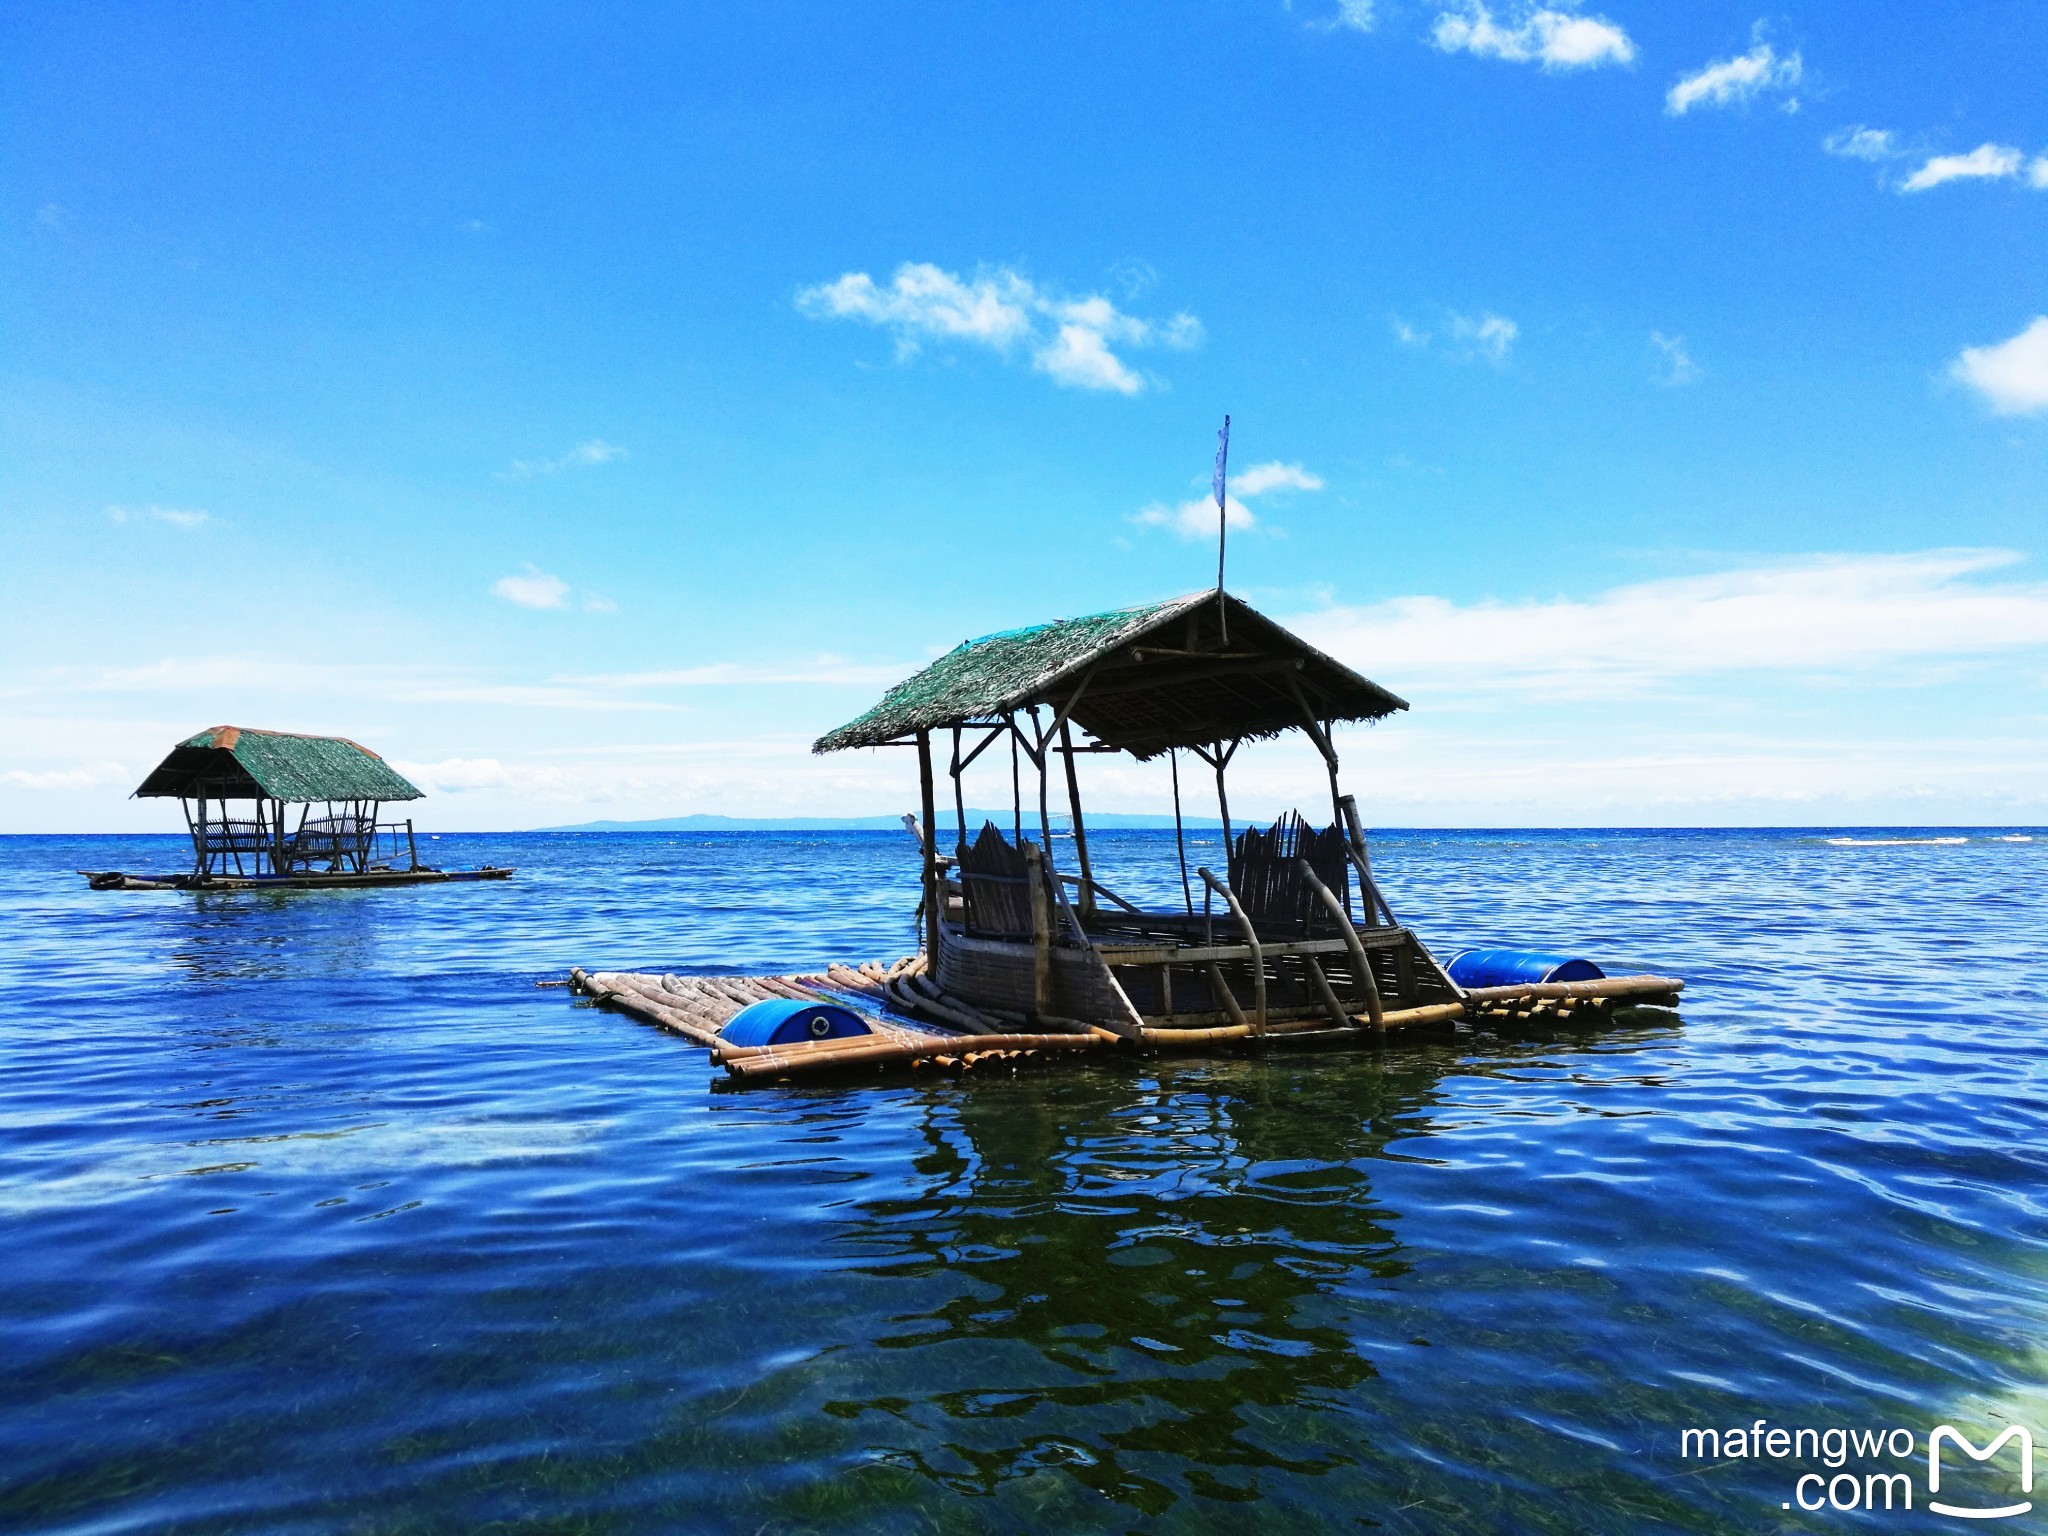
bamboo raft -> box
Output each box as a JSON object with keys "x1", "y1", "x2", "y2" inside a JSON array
[
  {"x1": 569, "y1": 956, "x2": 1682, "y2": 1086},
  {"x1": 571, "y1": 589, "x2": 1685, "y2": 1086}
]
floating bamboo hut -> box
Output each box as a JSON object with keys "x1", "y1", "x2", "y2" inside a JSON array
[
  {"x1": 81, "y1": 726, "x2": 512, "y2": 890},
  {"x1": 575, "y1": 590, "x2": 1680, "y2": 1083}
]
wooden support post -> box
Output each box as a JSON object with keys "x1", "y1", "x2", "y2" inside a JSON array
[
  {"x1": 916, "y1": 730, "x2": 939, "y2": 964},
  {"x1": 1170, "y1": 748, "x2": 1194, "y2": 915},
  {"x1": 1010, "y1": 717, "x2": 1022, "y2": 843},
  {"x1": 1058, "y1": 719, "x2": 1094, "y2": 920},
  {"x1": 406, "y1": 818, "x2": 419, "y2": 872},
  {"x1": 1198, "y1": 866, "x2": 1265, "y2": 1034},
  {"x1": 1296, "y1": 856, "x2": 1383, "y2": 1027},
  {"x1": 1028, "y1": 708, "x2": 1053, "y2": 858},
  {"x1": 1339, "y1": 794, "x2": 1397, "y2": 928},
  {"x1": 1213, "y1": 743, "x2": 1233, "y2": 864},
  {"x1": 951, "y1": 724, "x2": 967, "y2": 854},
  {"x1": 1024, "y1": 840, "x2": 1052, "y2": 1018}
]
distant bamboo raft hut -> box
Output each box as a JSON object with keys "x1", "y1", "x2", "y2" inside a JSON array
[
  {"x1": 81, "y1": 726, "x2": 512, "y2": 890},
  {"x1": 576, "y1": 590, "x2": 1679, "y2": 1083}
]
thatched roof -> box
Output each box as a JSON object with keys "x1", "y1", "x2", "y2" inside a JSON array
[
  {"x1": 135, "y1": 727, "x2": 423, "y2": 802},
  {"x1": 814, "y1": 591, "x2": 1406, "y2": 760}
]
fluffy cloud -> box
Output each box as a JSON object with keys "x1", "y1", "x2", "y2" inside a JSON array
[
  {"x1": 1650, "y1": 331, "x2": 1700, "y2": 386},
  {"x1": 492, "y1": 566, "x2": 571, "y2": 609},
  {"x1": 796, "y1": 262, "x2": 1201, "y2": 395},
  {"x1": 1451, "y1": 311, "x2": 1518, "y2": 363},
  {"x1": 1133, "y1": 461, "x2": 1324, "y2": 540},
  {"x1": 389, "y1": 757, "x2": 515, "y2": 793},
  {"x1": 1823, "y1": 125, "x2": 1899, "y2": 162},
  {"x1": 1951, "y1": 317, "x2": 2048, "y2": 416},
  {"x1": 1292, "y1": 550, "x2": 2048, "y2": 696},
  {"x1": 107, "y1": 504, "x2": 215, "y2": 529},
  {"x1": 1392, "y1": 311, "x2": 1519, "y2": 362},
  {"x1": 500, "y1": 439, "x2": 627, "y2": 481},
  {"x1": 1900, "y1": 143, "x2": 2024, "y2": 193},
  {"x1": 1430, "y1": 3, "x2": 1635, "y2": 70},
  {"x1": 1314, "y1": 0, "x2": 1376, "y2": 31},
  {"x1": 1666, "y1": 33, "x2": 1801, "y2": 116}
]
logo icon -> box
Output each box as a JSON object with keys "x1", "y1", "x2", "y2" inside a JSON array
[{"x1": 1929, "y1": 1424, "x2": 2033, "y2": 1520}]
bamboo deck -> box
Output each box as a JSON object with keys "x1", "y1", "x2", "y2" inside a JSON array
[
  {"x1": 569, "y1": 956, "x2": 1683, "y2": 1086},
  {"x1": 82, "y1": 867, "x2": 514, "y2": 891}
]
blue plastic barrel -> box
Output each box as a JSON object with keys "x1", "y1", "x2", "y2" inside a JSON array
[
  {"x1": 1444, "y1": 949, "x2": 1605, "y2": 990},
  {"x1": 719, "y1": 998, "x2": 874, "y2": 1048}
]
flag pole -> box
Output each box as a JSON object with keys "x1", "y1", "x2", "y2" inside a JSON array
[{"x1": 1212, "y1": 413, "x2": 1230, "y2": 643}]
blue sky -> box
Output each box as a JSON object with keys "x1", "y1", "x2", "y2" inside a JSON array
[{"x1": 3, "y1": 1, "x2": 2045, "y2": 830}]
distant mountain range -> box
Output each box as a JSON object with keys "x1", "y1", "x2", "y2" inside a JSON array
[{"x1": 538, "y1": 809, "x2": 1226, "y2": 832}]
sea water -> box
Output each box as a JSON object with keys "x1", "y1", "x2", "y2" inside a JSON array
[{"x1": 2, "y1": 828, "x2": 2043, "y2": 1533}]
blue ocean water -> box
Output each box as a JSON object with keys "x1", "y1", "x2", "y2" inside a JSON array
[{"x1": 2, "y1": 827, "x2": 2044, "y2": 1533}]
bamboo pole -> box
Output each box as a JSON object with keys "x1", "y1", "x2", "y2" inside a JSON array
[
  {"x1": 1197, "y1": 866, "x2": 1264, "y2": 1033},
  {"x1": 1010, "y1": 716, "x2": 1022, "y2": 842},
  {"x1": 1296, "y1": 857, "x2": 1383, "y2": 1027},
  {"x1": 917, "y1": 730, "x2": 939, "y2": 963},
  {"x1": 723, "y1": 1034, "x2": 1099, "y2": 1083},
  {"x1": 1140, "y1": 999, "x2": 1465, "y2": 1044},
  {"x1": 1302, "y1": 953, "x2": 1351, "y2": 1030},
  {"x1": 1204, "y1": 961, "x2": 1251, "y2": 1030},
  {"x1": 1058, "y1": 718, "x2": 1095, "y2": 920},
  {"x1": 1170, "y1": 747, "x2": 1194, "y2": 915},
  {"x1": 1025, "y1": 841, "x2": 1052, "y2": 1019},
  {"x1": 1049, "y1": 873, "x2": 1145, "y2": 1039},
  {"x1": 1213, "y1": 743, "x2": 1234, "y2": 866},
  {"x1": 577, "y1": 970, "x2": 727, "y2": 1048},
  {"x1": 1460, "y1": 975, "x2": 1683, "y2": 1005},
  {"x1": 951, "y1": 724, "x2": 967, "y2": 853}
]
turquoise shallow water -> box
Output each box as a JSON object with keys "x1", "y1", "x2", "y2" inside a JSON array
[{"x1": 2, "y1": 827, "x2": 2045, "y2": 1533}]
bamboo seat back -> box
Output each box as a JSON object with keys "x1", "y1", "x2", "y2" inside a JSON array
[
  {"x1": 955, "y1": 822, "x2": 1042, "y2": 939},
  {"x1": 1228, "y1": 813, "x2": 1354, "y2": 935}
]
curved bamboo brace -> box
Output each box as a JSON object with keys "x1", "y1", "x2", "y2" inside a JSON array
[
  {"x1": 1048, "y1": 870, "x2": 1146, "y2": 1039},
  {"x1": 1196, "y1": 866, "x2": 1264, "y2": 1034},
  {"x1": 1139, "y1": 1000, "x2": 1466, "y2": 1045},
  {"x1": 1295, "y1": 857, "x2": 1383, "y2": 1028}
]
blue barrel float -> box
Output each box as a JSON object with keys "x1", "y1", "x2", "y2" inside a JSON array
[
  {"x1": 1445, "y1": 949, "x2": 1605, "y2": 990},
  {"x1": 720, "y1": 998, "x2": 874, "y2": 1048}
]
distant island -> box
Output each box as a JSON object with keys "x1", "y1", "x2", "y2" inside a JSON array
[{"x1": 538, "y1": 809, "x2": 1227, "y2": 832}]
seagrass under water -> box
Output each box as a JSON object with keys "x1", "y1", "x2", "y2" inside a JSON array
[{"x1": 1, "y1": 827, "x2": 2044, "y2": 1533}]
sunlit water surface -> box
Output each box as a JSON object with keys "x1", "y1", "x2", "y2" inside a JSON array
[{"x1": 3, "y1": 828, "x2": 2044, "y2": 1533}]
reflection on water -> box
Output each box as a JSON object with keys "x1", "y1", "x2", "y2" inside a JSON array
[{"x1": 0, "y1": 829, "x2": 2043, "y2": 1532}]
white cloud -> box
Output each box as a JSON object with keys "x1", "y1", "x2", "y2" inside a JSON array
[
  {"x1": 1036, "y1": 317, "x2": 1144, "y2": 394},
  {"x1": 1314, "y1": 0, "x2": 1376, "y2": 31},
  {"x1": 1666, "y1": 33, "x2": 1802, "y2": 116},
  {"x1": 1650, "y1": 331, "x2": 1700, "y2": 386},
  {"x1": 1430, "y1": 3, "x2": 1635, "y2": 71},
  {"x1": 796, "y1": 261, "x2": 1201, "y2": 394},
  {"x1": 2029, "y1": 155, "x2": 2048, "y2": 189},
  {"x1": 1233, "y1": 462, "x2": 1325, "y2": 496},
  {"x1": 1450, "y1": 311, "x2": 1518, "y2": 363},
  {"x1": 500, "y1": 439, "x2": 627, "y2": 481},
  {"x1": 492, "y1": 566, "x2": 571, "y2": 609},
  {"x1": 1133, "y1": 460, "x2": 1325, "y2": 540},
  {"x1": 1900, "y1": 143, "x2": 2023, "y2": 193},
  {"x1": 1824, "y1": 125, "x2": 1899, "y2": 162},
  {"x1": 1391, "y1": 317, "x2": 1430, "y2": 348},
  {"x1": 1292, "y1": 550, "x2": 2048, "y2": 697},
  {"x1": 0, "y1": 761, "x2": 129, "y2": 791},
  {"x1": 1951, "y1": 317, "x2": 2048, "y2": 416},
  {"x1": 107, "y1": 504, "x2": 216, "y2": 530},
  {"x1": 390, "y1": 757, "x2": 514, "y2": 793}
]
